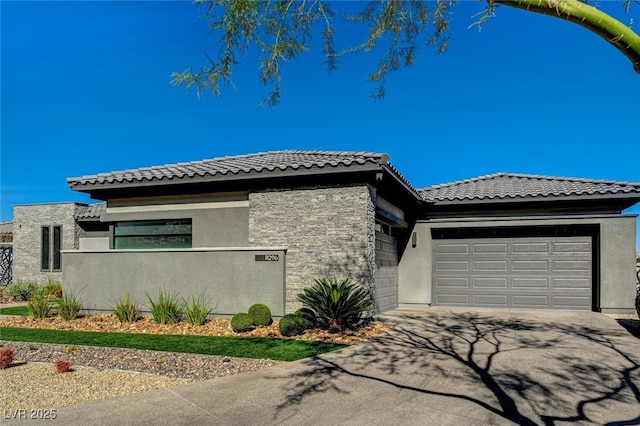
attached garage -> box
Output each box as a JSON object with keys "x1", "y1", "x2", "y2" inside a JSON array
[
  {"x1": 432, "y1": 236, "x2": 593, "y2": 310},
  {"x1": 398, "y1": 172, "x2": 640, "y2": 314}
]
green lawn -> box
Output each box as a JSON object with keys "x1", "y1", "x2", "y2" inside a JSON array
[
  {"x1": 0, "y1": 299, "x2": 63, "y2": 316},
  {"x1": 0, "y1": 305, "x2": 29, "y2": 316},
  {"x1": 0, "y1": 327, "x2": 347, "y2": 361}
]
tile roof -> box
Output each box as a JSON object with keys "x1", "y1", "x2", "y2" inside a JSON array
[
  {"x1": 419, "y1": 173, "x2": 640, "y2": 203},
  {"x1": 68, "y1": 150, "x2": 401, "y2": 189},
  {"x1": 75, "y1": 203, "x2": 106, "y2": 219}
]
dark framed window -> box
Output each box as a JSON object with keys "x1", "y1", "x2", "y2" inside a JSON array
[
  {"x1": 41, "y1": 225, "x2": 62, "y2": 271},
  {"x1": 113, "y1": 219, "x2": 192, "y2": 249},
  {"x1": 41, "y1": 227, "x2": 50, "y2": 270},
  {"x1": 52, "y1": 226, "x2": 62, "y2": 270}
]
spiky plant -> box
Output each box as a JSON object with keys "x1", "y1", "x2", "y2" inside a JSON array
[
  {"x1": 57, "y1": 289, "x2": 83, "y2": 321},
  {"x1": 297, "y1": 278, "x2": 373, "y2": 332},
  {"x1": 184, "y1": 293, "x2": 212, "y2": 326},
  {"x1": 112, "y1": 293, "x2": 140, "y2": 323},
  {"x1": 147, "y1": 289, "x2": 183, "y2": 325}
]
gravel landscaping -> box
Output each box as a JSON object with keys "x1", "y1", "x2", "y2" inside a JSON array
[
  {"x1": 0, "y1": 312, "x2": 392, "y2": 410},
  {"x1": 0, "y1": 341, "x2": 282, "y2": 410}
]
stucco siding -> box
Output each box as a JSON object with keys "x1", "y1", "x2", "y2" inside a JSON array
[
  {"x1": 249, "y1": 186, "x2": 376, "y2": 312},
  {"x1": 101, "y1": 201, "x2": 250, "y2": 248},
  {"x1": 63, "y1": 248, "x2": 286, "y2": 317},
  {"x1": 598, "y1": 216, "x2": 637, "y2": 313}
]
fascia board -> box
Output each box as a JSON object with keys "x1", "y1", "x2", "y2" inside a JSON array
[{"x1": 69, "y1": 163, "x2": 384, "y2": 193}]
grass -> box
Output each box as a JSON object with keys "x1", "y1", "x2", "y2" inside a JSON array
[
  {"x1": 0, "y1": 306, "x2": 29, "y2": 316},
  {"x1": 0, "y1": 299, "x2": 62, "y2": 317},
  {"x1": 0, "y1": 327, "x2": 347, "y2": 362}
]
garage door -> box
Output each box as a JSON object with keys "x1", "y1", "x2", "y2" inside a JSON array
[{"x1": 433, "y1": 236, "x2": 592, "y2": 310}]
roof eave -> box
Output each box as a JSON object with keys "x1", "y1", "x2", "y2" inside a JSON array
[
  {"x1": 380, "y1": 165, "x2": 422, "y2": 201},
  {"x1": 68, "y1": 163, "x2": 386, "y2": 194},
  {"x1": 426, "y1": 192, "x2": 640, "y2": 206}
]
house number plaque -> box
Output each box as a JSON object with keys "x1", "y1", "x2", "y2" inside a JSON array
[{"x1": 255, "y1": 254, "x2": 279, "y2": 262}]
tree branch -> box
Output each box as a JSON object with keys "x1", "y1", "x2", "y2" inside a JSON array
[{"x1": 495, "y1": 0, "x2": 640, "y2": 73}]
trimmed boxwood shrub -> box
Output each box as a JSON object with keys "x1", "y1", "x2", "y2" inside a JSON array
[
  {"x1": 248, "y1": 303, "x2": 272, "y2": 326},
  {"x1": 295, "y1": 308, "x2": 316, "y2": 330},
  {"x1": 279, "y1": 314, "x2": 306, "y2": 337},
  {"x1": 231, "y1": 313, "x2": 255, "y2": 333}
]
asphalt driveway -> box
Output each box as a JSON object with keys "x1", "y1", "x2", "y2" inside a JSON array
[{"x1": 41, "y1": 308, "x2": 640, "y2": 425}]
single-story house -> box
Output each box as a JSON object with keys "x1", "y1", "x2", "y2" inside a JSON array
[{"x1": 9, "y1": 150, "x2": 640, "y2": 315}]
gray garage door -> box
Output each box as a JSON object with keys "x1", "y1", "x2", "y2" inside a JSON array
[{"x1": 433, "y1": 236, "x2": 592, "y2": 310}]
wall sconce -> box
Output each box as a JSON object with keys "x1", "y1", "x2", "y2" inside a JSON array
[{"x1": 412, "y1": 232, "x2": 417, "y2": 248}]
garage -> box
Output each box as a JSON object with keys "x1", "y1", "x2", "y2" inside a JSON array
[
  {"x1": 432, "y1": 236, "x2": 593, "y2": 310},
  {"x1": 397, "y1": 172, "x2": 640, "y2": 314}
]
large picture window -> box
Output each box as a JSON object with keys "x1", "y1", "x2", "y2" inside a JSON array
[
  {"x1": 41, "y1": 225, "x2": 62, "y2": 271},
  {"x1": 114, "y1": 219, "x2": 192, "y2": 249}
]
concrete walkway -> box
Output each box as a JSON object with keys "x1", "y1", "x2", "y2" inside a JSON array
[{"x1": 11, "y1": 308, "x2": 640, "y2": 425}]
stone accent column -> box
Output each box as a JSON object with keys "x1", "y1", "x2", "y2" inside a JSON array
[
  {"x1": 12, "y1": 203, "x2": 83, "y2": 284},
  {"x1": 249, "y1": 185, "x2": 376, "y2": 313}
]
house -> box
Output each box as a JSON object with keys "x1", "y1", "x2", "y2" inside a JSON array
[
  {"x1": 10, "y1": 202, "x2": 108, "y2": 284},
  {"x1": 9, "y1": 150, "x2": 640, "y2": 315}
]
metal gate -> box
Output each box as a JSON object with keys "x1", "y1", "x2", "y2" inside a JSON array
[{"x1": 0, "y1": 245, "x2": 13, "y2": 287}]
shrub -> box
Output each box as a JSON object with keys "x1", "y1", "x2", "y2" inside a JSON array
[
  {"x1": 55, "y1": 360, "x2": 71, "y2": 373},
  {"x1": 279, "y1": 314, "x2": 306, "y2": 337},
  {"x1": 248, "y1": 303, "x2": 272, "y2": 326},
  {"x1": 295, "y1": 307, "x2": 316, "y2": 329},
  {"x1": 112, "y1": 293, "x2": 140, "y2": 323},
  {"x1": 298, "y1": 278, "x2": 373, "y2": 332},
  {"x1": 5, "y1": 280, "x2": 38, "y2": 301},
  {"x1": 27, "y1": 296, "x2": 51, "y2": 319},
  {"x1": 3, "y1": 283, "x2": 22, "y2": 301},
  {"x1": 636, "y1": 291, "x2": 640, "y2": 319},
  {"x1": 184, "y1": 293, "x2": 212, "y2": 326},
  {"x1": 33, "y1": 285, "x2": 51, "y2": 299},
  {"x1": 0, "y1": 347, "x2": 15, "y2": 369},
  {"x1": 230, "y1": 313, "x2": 254, "y2": 333},
  {"x1": 57, "y1": 290, "x2": 82, "y2": 321},
  {"x1": 147, "y1": 290, "x2": 183, "y2": 325},
  {"x1": 64, "y1": 346, "x2": 81, "y2": 355},
  {"x1": 42, "y1": 278, "x2": 63, "y2": 298}
]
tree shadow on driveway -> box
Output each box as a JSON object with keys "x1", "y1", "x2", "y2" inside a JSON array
[{"x1": 275, "y1": 310, "x2": 640, "y2": 425}]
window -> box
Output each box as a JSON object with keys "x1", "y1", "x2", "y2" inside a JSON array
[
  {"x1": 41, "y1": 227, "x2": 50, "y2": 270},
  {"x1": 113, "y1": 219, "x2": 192, "y2": 249},
  {"x1": 41, "y1": 225, "x2": 62, "y2": 271}
]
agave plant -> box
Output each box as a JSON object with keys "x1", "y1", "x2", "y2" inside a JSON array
[{"x1": 298, "y1": 278, "x2": 373, "y2": 332}]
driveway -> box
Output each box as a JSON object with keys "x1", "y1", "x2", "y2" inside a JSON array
[{"x1": 42, "y1": 308, "x2": 640, "y2": 425}]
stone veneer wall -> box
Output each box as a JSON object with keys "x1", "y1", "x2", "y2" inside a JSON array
[
  {"x1": 249, "y1": 185, "x2": 376, "y2": 313},
  {"x1": 12, "y1": 203, "x2": 83, "y2": 283}
]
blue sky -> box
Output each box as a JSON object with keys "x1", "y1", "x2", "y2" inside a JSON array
[{"x1": 2, "y1": 1, "x2": 640, "y2": 244}]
